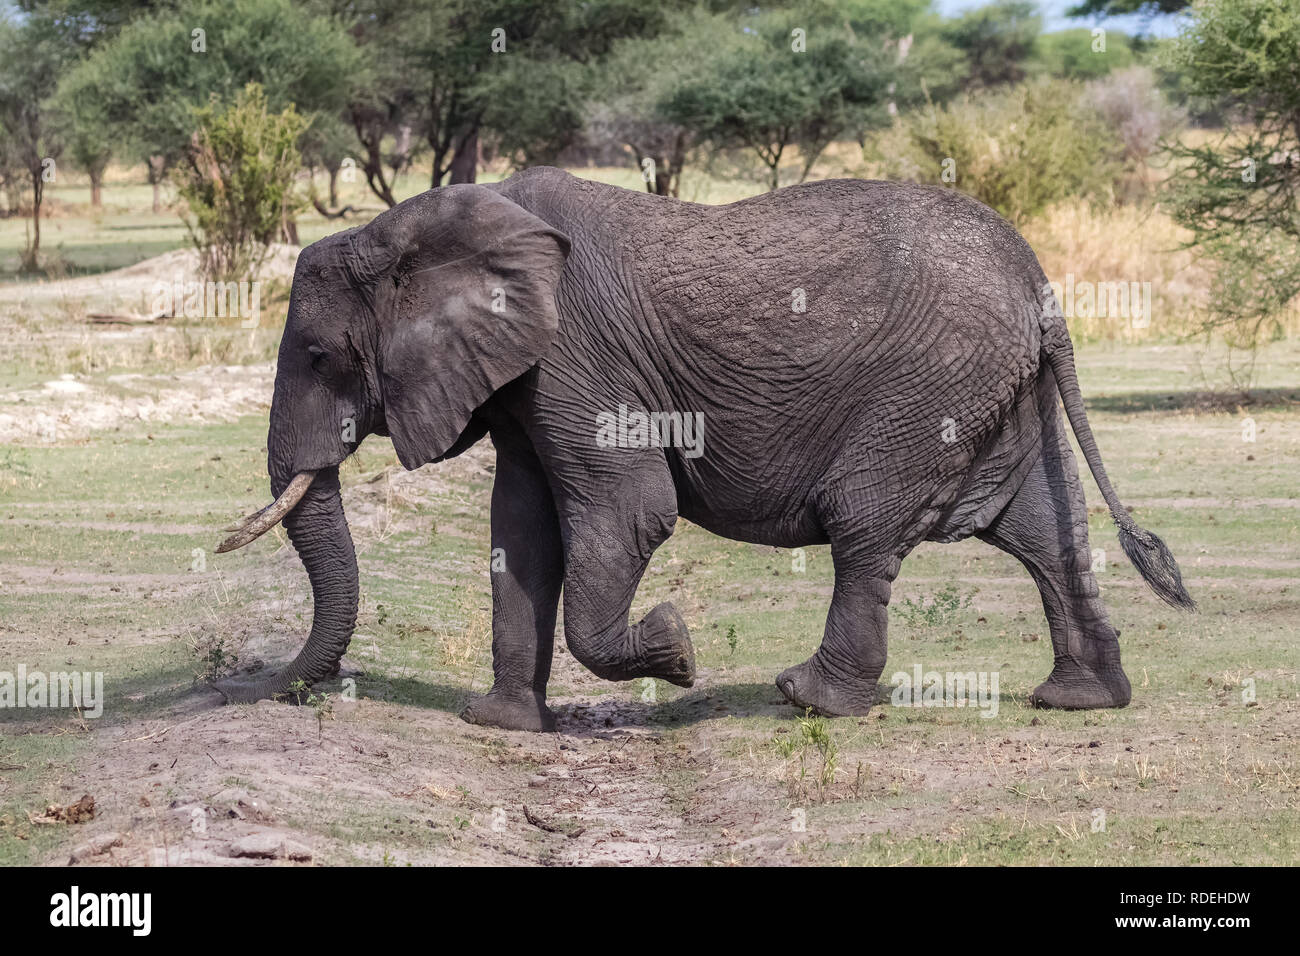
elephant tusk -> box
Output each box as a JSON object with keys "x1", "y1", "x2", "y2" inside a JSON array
[
  {"x1": 216, "y1": 471, "x2": 317, "y2": 553},
  {"x1": 223, "y1": 505, "x2": 270, "y2": 533}
]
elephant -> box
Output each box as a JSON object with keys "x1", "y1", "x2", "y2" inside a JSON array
[{"x1": 215, "y1": 166, "x2": 1195, "y2": 732}]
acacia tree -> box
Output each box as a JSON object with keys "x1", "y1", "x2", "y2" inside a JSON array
[
  {"x1": 1163, "y1": 0, "x2": 1300, "y2": 350},
  {"x1": 943, "y1": 0, "x2": 1041, "y2": 90},
  {"x1": 300, "y1": 113, "x2": 357, "y2": 213},
  {"x1": 661, "y1": 9, "x2": 899, "y2": 191},
  {"x1": 54, "y1": 63, "x2": 115, "y2": 210},
  {"x1": 329, "y1": 0, "x2": 687, "y2": 205},
  {"x1": 1068, "y1": 0, "x2": 1189, "y2": 15},
  {"x1": 61, "y1": 0, "x2": 358, "y2": 216},
  {"x1": 0, "y1": 9, "x2": 93, "y2": 271},
  {"x1": 584, "y1": 11, "x2": 737, "y2": 197}
]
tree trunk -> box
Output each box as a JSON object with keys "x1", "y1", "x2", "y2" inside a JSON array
[
  {"x1": 449, "y1": 128, "x2": 479, "y2": 184},
  {"x1": 89, "y1": 166, "x2": 103, "y2": 209},
  {"x1": 328, "y1": 165, "x2": 339, "y2": 208},
  {"x1": 214, "y1": 466, "x2": 359, "y2": 703},
  {"x1": 22, "y1": 166, "x2": 42, "y2": 272},
  {"x1": 350, "y1": 110, "x2": 398, "y2": 208},
  {"x1": 148, "y1": 155, "x2": 166, "y2": 213}
]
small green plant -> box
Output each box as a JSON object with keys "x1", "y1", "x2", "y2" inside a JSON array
[
  {"x1": 187, "y1": 631, "x2": 246, "y2": 683},
  {"x1": 725, "y1": 623, "x2": 738, "y2": 655},
  {"x1": 283, "y1": 678, "x2": 334, "y2": 741},
  {"x1": 772, "y1": 710, "x2": 839, "y2": 802},
  {"x1": 898, "y1": 583, "x2": 977, "y2": 628}
]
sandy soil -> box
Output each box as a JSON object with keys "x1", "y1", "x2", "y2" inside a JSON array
[{"x1": 0, "y1": 364, "x2": 275, "y2": 444}]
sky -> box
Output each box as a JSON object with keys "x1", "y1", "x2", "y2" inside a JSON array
[{"x1": 933, "y1": 0, "x2": 1189, "y2": 38}]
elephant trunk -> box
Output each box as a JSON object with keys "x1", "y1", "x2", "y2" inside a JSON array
[{"x1": 214, "y1": 466, "x2": 359, "y2": 703}]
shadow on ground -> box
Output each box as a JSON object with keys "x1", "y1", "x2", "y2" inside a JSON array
[{"x1": 1088, "y1": 386, "x2": 1300, "y2": 414}]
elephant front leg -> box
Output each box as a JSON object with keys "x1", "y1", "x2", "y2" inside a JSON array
[
  {"x1": 560, "y1": 461, "x2": 695, "y2": 688},
  {"x1": 459, "y1": 442, "x2": 563, "y2": 732}
]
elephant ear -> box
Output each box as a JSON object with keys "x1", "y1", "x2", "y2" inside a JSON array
[{"x1": 354, "y1": 184, "x2": 570, "y2": 469}]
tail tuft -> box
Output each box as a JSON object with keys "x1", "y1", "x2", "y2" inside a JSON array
[{"x1": 1114, "y1": 513, "x2": 1197, "y2": 611}]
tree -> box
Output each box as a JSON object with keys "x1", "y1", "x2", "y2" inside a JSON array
[
  {"x1": 53, "y1": 58, "x2": 115, "y2": 210},
  {"x1": 325, "y1": 0, "x2": 689, "y2": 206},
  {"x1": 661, "y1": 7, "x2": 899, "y2": 191},
  {"x1": 943, "y1": 0, "x2": 1041, "y2": 89},
  {"x1": 300, "y1": 113, "x2": 358, "y2": 212},
  {"x1": 60, "y1": 0, "x2": 359, "y2": 214},
  {"x1": 1163, "y1": 0, "x2": 1300, "y2": 350},
  {"x1": 0, "y1": 8, "x2": 94, "y2": 271},
  {"x1": 473, "y1": 0, "x2": 688, "y2": 171},
  {"x1": 584, "y1": 11, "x2": 734, "y2": 197},
  {"x1": 1032, "y1": 28, "x2": 1137, "y2": 79},
  {"x1": 1068, "y1": 0, "x2": 1190, "y2": 17}
]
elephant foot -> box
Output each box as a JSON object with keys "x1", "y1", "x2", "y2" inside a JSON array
[
  {"x1": 635, "y1": 602, "x2": 695, "y2": 688},
  {"x1": 1031, "y1": 660, "x2": 1131, "y2": 710},
  {"x1": 460, "y1": 688, "x2": 557, "y2": 733},
  {"x1": 776, "y1": 656, "x2": 876, "y2": 717}
]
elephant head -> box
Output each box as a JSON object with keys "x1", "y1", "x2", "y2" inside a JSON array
[{"x1": 214, "y1": 184, "x2": 570, "y2": 702}]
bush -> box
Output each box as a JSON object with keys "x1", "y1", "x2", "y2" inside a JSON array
[
  {"x1": 173, "y1": 83, "x2": 307, "y2": 282},
  {"x1": 1032, "y1": 28, "x2": 1136, "y2": 80},
  {"x1": 1162, "y1": 0, "x2": 1300, "y2": 357},
  {"x1": 1089, "y1": 66, "x2": 1185, "y2": 201},
  {"x1": 871, "y1": 77, "x2": 1124, "y2": 223},
  {"x1": 1090, "y1": 66, "x2": 1184, "y2": 163}
]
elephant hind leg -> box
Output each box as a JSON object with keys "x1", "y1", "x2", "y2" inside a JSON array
[
  {"x1": 560, "y1": 456, "x2": 695, "y2": 687},
  {"x1": 977, "y1": 430, "x2": 1131, "y2": 710},
  {"x1": 776, "y1": 541, "x2": 895, "y2": 717}
]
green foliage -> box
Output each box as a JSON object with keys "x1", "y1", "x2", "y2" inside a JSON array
[
  {"x1": 173, "y1": 83, "x2": 307, "y2": 281},
  {"x1": 581, "y1": 8, "x2": 732, "y2": 195},
  {"x1": 942, "y1": 0, "x2": 1041, "y2": 89},
  {"x1": 1162, "y1": 0, "x2": 1300, "y2": 350},
  {"x1": 51, "y1": 56, "x2": 116, "y2": 208},
  {"x1": 773, "y1": 710, "x2": 839, "y2": 802},
  {"x1": 339, "y1": 0, "x2": 683, "y2": 201},
  {"x1": 1032, "y1": 28, "x2": 1137, "y2": 79},
  {"x1": 872, "y1": 76, "x2": 1125, "y2": 223},
  {"x1": 188, "y1": 632, "x2": 244, "y2": 682},
  {"x1": 1067, "y1": 0, "x2": 1189, "y2": 15},
  {"x1": 661, "y1": 6, "x2": 897, "y2": 190},
  {"x1": 897, "y1": 583, "x2": 977, "y2": 628},
  {"x1": 0, "y1": 7, "x2": 95, "y2": 268},
  {"x1": 475, "y1": 0, "x2": 688, "y2": 168},
  {"x1": 59, "y1": 0, "x2": 359, "y2": 167},
  {"x1": 284, "y1": 679, "x2": 335, "y2": 741}
]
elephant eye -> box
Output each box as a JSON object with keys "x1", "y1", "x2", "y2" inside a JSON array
[{"x1": 307, "y1": 345, "x2": 328, "y2": 371}]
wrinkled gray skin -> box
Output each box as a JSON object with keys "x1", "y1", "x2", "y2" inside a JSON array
[{"x1": 216, "y1": 167, "x2": 1194, "y2": 731}]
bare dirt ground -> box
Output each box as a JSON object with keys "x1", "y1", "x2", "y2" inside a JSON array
[{"x1": 0, "y1": 363, "x2": 274, "y2": 444}]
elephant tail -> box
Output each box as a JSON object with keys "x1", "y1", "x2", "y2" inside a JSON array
[{"x1": 1042, "y1": 336, "x2": 1197, "y2": 611}]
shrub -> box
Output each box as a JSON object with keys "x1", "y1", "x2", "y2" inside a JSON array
[
  {"x1": 871, "y1": 77, "x2": 1124, "y2": 224},
  {"x1": 1162, "y1": 0, "x2": 1300, "y2": 357},
  {"x1": 174, "y1": 83, "x2": 307, "y2": 282}
]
